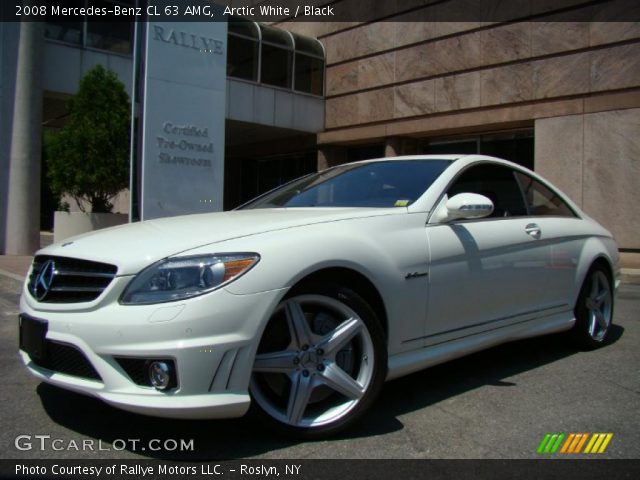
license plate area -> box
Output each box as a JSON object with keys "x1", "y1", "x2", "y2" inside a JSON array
[{"x1": 19, "y1": 315, "x2": 48, "y2": 361}]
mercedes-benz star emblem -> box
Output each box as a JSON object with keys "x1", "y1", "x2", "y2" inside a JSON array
[{"x1": 32, "y1": 260, "x2": 57, "y2": 301}]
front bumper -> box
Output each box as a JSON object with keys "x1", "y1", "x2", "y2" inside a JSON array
[{"x1": 19, "y1": 276, "x2": 286, "y2": 419}]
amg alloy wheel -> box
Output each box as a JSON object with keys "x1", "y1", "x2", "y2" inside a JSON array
[
  {"x1": 250, "y1": 286, "x2": 386, "y2": 437},
  {"x1": 571, "y1": 265, "x2": 614, "y2": 349}
]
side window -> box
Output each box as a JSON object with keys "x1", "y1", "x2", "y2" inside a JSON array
[
  {"x1": 447, "y1": 164, "x2": 527, "y2": 218},
  {"x1": 515, "y1": 172, "x2": 576, "y2": 217}
]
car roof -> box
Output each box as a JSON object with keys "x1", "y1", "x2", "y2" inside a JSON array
[
  {"x1": 342, "y1": 154, "x2": 532, "y2": 171},
  {"x1": 349, "y1": 154, "x2": 465, "y2": 164}
]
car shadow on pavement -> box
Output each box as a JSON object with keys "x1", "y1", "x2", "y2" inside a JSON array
[
  {"x1": 36, "y1": 383, "x2": 297, "y2": 460},
  {"x1": 344, "y1": 325, "x2": 625, "y2": 439},
  {"x1": 36, "y1": 326, "x2": 624, "y2": 460}
]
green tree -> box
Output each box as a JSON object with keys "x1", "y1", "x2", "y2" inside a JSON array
[{"x1": 45, "y1": 65, "x2": 130, "y2": 213}]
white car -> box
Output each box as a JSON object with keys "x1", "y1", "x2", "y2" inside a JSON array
[{"x1": 19, "y1": 155, "x2": 619, "y2": 436}]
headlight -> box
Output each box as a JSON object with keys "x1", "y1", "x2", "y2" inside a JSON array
[{"x1": 120, "y1": 253, "x2": 260, "y2": 305}]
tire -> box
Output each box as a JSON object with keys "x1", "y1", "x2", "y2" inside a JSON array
[
  {"x1": 249, "y1": 283, "x2": 387, "y2": 438},
  {"x1": 570, "y1": 264, "x2": 614, "y2": 350}
]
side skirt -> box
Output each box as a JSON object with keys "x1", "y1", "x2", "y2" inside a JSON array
[{"x1": 386, "y1": 311, "x2": 574, "y2": 381}]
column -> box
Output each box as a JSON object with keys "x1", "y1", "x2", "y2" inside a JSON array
[
  {"x1": 5, "y1": 21, "x2": 44, "y2": 254},
  {"x1": 384, "y1": 138, "x2": 401, "y2": 157},
  {"x1": 317, "y1": 145, "x2": 347, "y2": 170},
  {"x1": 385, "y1": 137, "x2": 419, "y2": 157}
]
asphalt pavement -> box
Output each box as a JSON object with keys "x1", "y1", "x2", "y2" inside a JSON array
[{"x1": 1, "y1": 274, "x2": 638, "y2": 459}]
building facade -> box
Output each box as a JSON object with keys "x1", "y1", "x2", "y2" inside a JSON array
[{"x1": 0, "y1": 4, "x2": 325, "y2": 253}]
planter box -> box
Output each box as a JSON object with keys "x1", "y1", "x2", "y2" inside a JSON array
[{"x1": 53, "y1": 211, "x2": 128, "y2": 244}]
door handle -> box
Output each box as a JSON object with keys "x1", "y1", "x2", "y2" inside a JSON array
[{"x1": 525, "y1": 223, "x2": 541, "y2": 238}]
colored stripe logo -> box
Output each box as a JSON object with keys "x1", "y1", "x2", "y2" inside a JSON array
[
  {"x1": 583, "y1": 433, "x2": 614, "y2": 453},
  {"x1": 537, "y1": 433, "x2": 613, "y2": 454}
]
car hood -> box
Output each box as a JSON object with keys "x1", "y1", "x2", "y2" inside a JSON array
[{"x1": 37, "y1": 208, "x2": 401, "y2": 275}]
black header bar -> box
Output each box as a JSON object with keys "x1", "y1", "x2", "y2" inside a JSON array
[{"x1": 2, "y1": 0, "x2": 640, "y2": 23}]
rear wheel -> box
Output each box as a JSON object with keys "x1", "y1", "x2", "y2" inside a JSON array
[
  {"x1": 571, "y1": 265, "x2": 614, "y2": 349},
  {"x1": 250, "y1": 284, "x2": 386, "y2": 437}
]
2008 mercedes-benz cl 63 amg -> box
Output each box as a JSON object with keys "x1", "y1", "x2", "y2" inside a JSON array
[{"x1": 19, "y1": 155, "x2": 619, "y2": 436}]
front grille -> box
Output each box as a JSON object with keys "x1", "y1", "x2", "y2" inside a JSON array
[
  {"x1": 28, "y1": 255, "x2": 117, "y2": 303},
  {"x1": 31, "y1": 341, "x2": 102, "y2": 381}
]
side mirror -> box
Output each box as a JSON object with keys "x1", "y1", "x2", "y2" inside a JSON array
[{"x1": 436, "y1": 193, "x2": 494, "y2": 222}]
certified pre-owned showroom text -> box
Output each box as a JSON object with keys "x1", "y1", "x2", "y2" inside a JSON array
[{"x1": 15, "y1": 434, "x2": 194, "y2": 452}]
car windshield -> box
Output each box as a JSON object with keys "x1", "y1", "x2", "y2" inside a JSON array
[{"x1": 239, "y1": 159, "x2": 453, "y2": 209}]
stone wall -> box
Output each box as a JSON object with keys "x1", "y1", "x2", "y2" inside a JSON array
[
  {"x1": 536, "y1": 108, "x2": 640, "y2": 249},
  {"x1": 277, "y1": 1, "x2": 640, "y2": 145}
]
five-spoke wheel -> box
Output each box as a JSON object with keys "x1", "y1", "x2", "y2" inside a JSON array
[
  {"x1": 571, "y1": 265, "x2": 614, "y2": 349},
  {"x1": 250, "y1": 286, "x2": 386, "y2": 436}
]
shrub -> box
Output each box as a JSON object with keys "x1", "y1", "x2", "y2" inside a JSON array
[{"x1": 45, "y1": 65, "x2": 130, "y2": 213}]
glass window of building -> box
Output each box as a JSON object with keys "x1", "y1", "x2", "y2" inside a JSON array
[
  {"x1": 227, "y1": 18, "x2": 259, "y2": 81},
  {"x1": 86, "y1": 0, "x2": 135, "y2": 54},
  {"x1": 45, "y1": 0, "x2": 83, "y2": 45},
  {"x1": 293, "y1": 33, "x2": 324, "y2": 96},
  {"x1": 259, "y1": 24, "x2": 293, "y2": 89},
  {"x1": 347, "y1": 144, "x2": 384, "y2": 162},
  {"x1": 45, "y1": 0, "x2": 134, "y2": 54},
  {"x1": 423, "y1": 130, "x2": 534, "y2": 170}
]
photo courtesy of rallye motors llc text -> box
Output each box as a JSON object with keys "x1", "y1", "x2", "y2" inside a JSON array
[{"x1": 15, "y1": 463, "x2": 301, "y2": 477}]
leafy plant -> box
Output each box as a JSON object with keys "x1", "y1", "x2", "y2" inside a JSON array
[{"x1": 45, "y1": 65, "x2": 130, "y2": 213}]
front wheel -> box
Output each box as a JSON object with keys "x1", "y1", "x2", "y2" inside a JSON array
[
  {"x1": 250, "y1": 284, "x2": 387, "y2": 437},
  {"x1": 571, "y1": 265, "x2": 614, "y2": 350}
]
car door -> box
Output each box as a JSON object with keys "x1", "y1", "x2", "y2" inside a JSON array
[
  {"x1": 513, "y1": 171, "x2": 585, "y2": 308},
  {"x1": 423, "y1": 163, "x2": 561, "y2": 346}
]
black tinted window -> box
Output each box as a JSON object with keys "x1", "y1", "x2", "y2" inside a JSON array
[
  {"x1": 227, "y1": 34, "x2": 259, "y2": 81},
  {"x1": 261, "y1": 44, "x2": 292, "y2": 88},
  {"x1": 515, "y1": 172, "x2": 576, "y2": 217},
  {"x1": 447, "y1": 164, "x2": 527, "y2": 217},
  {"x1": 241, "y1": 160, "x2": 452, "y2": 209}
]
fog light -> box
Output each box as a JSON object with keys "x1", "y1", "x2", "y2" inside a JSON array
[{"x1": 149, "y1": 361, "x2": 172, "y2": 390}]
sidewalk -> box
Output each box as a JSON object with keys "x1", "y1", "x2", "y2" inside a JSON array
[
  {"x1": 0, "y1": 232, "x2": 51, "y2": 281},
  {"x1": 0, "y1": 255, "x2": 32, "y2": 282}
]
